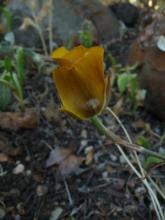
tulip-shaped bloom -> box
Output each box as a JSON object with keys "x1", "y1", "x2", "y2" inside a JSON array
[{"x1": 52, "y1": 45, "x2": 109, "y2": 119}]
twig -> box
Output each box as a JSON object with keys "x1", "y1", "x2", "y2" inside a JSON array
[
  {"x1": 63, "y1": 177, "x2": 73, "y2": 206},
  {"x1": 116, "y1": 144, "x2": 164, "y2": 220},
  {"x1": 91, "y1": 114, "x2": 165, "y2": 220},
  {"x1": 91, "y1": 116, "x2": 165, "y2": 161},
  {"x1": 106, "y1": 107, "x2": 165, "y2": 201}
]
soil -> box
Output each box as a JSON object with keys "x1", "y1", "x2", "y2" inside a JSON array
[{"x1": 0, "y1": 4, "x2": 165, "y2": 220}]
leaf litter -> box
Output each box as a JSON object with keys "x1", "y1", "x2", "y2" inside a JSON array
[{"x1": 46, "y1": 147, "x2": 84, "y2": 178}]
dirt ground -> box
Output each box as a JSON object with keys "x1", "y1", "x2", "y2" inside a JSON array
[{"x1": 0, "y1": 2, "x2": 165, "y2": 220}]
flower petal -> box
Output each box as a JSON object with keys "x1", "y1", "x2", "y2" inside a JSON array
[
  {"x1": 51, "y1": 47, "x2": 68, "y2": 59},
  {"x1": 52, "y1": 45, "x2": 87, "y2": 66},
  {"x1": 73, "y1": 46, "x2": 106, "y2": 104},
  {"x1": 53, "y1": 64, "x2": 105, "y2": 119}
]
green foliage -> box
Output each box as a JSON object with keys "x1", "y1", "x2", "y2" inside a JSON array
[
  {"x1": 117, "y1": 73, "x2": 135, "y2": 94},
  {"x1": 66, "y1": 20, "x2": 95, "y2": 49},
  {"x1": 156, "y1": 0, "x2": 165, "y2": 12},
  {"x1": 0, "y1": 72, "x2": 12, "y2": 111},
  {"x1": 107, "y1": 52, "x2": 145, "y2": 110},
  {"x1": 0, "y1": 47, "x2": 25, "y2": 111},
  {"x1": 15, "y1": 47, "x2": 25, "y2": 89},
  {"x1": 116, "y1": 63, "x2": 145, "y2": 110},
  {"x1": 107, "y1": 52, "x2": 117, "y2": 69},
  {"x1": 79, "y1": 31, "x2": 93, "y2": 48},
  {"x1": 144, "y1": 156, "x2": 164, "y2": 168},
  {"x1": 136, "y1": 136, "x2": 150, "y2": 148},
  {"x1": 79, "y1": 20, "x2": 95, "y2": 48},
  {"x1": 0, "y1": 7, "x2": 12, "y2": 31}
]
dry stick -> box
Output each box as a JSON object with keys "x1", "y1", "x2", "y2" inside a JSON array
[
  {"x1": 91, "y1": 115, "x2": 165, "y2": 220},
  {"x1": 28, "y1": 1, "x2": 49, "y2": 56},
  {"x1": 91, "y1": 117, "x2": 165, "y2": 161},
  {"x1": 63, "y1": 177, "x2": 73, "y2": 206},
  {"x1": 106, "y1": 107, "x2": 165, "y2": 217},
  {"x1": 116, "y1": 144, "x2": 164, "y2": 220},
  {"x1": 106, "y1": 107, "x2": 165, "y2": 201},
  {"x1": 36, "y1": 25, "x2": 48, "y2": 56}
]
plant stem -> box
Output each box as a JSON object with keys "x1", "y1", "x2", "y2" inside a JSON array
[
  {"x1": 106, "y1": 107, "x2": 165, "y2": 202},
  {"x1": 91, "y1": 116, "x2": 165, "y2": 161},
  {"x1": 91, "y1": 115, "x2": 165, "y2": 220},
  {"x1": 36, "y1": 25, "x2": 48, "y2": 56}
]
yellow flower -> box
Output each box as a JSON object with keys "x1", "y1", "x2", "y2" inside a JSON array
[{"x1": 52, "y1": 45, "x2": 109, "y2": 119}]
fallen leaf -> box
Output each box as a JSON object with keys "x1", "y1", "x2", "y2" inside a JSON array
[
  {"x1": 46, "y1": 147, "x2": 83, "y2": 177},
  {"x1": 46, "y1": 148, "x2": 71, "y2": 167},
  {"x1": 0, "y1": 108, "x2": 38, "y2": 130}
]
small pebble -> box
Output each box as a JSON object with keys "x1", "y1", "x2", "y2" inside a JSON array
[
  {"x1": 135, "y1": 186, "x2": 146, "y2": 198},
  {"x1": 41, "y1": 107, "x2": 46, "y2": 112},
  {"x1": 102, "y1": 171, "x2": 108, "y2": 179},
  {"x1": 80, "y1": 140, "x2": 88, "y2": 147},
  {"x1": 26, "y1": 170, "x2": 32, "y2": 177},
  {"x1": 110, "y1": 154, "x2": 117, "y2": 162},
  {"x1": 119, "y1": 155, "x2": 127, "y2": 164},
  {"x1": 36, "y1": 185, "x2": 48, "y2": 197},
  {"x1": 16, "y1": 203, "x2": 25, "y2": 215},
  {"x1": 13, "y1": 164, "x2": 25, "y2": 175},
  {"x1": 81, "y1": 129, "x2": 87, "y2": 139}
]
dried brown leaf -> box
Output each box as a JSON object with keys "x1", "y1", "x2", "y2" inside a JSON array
[
  {"x1": 46, "y1": 147, "x2": 83, "y2": 177},
  {"x1": 0, "y1": 108, "x2": 38, "y2": 130}
]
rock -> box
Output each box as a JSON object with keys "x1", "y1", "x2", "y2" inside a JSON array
[
  {"x1": 36, "y1": 185, "x2": 48, "y2": 197},
  {"x1": 13, "y1": 163, "x2": 25, "y2": 174},
  {"x1": 14, "y1": 27, "x2": 41, "y2": 48},
  {"x1": 119, "y1": 155, "x2": 127, "y2": 164},
  {"x1": 135, "y1": 186, "x2": 146, "y2": 200},
  {"x1": 6, "y1": 0, "x2": 121, "y2": 47},
  {"x1": 110, "y1": 2, "x2": 139, "y2": 27},
  {"x1": 67, "y1": 0, "x2": 121, "y2": 41},
  {"x1": 80, "y1": 129, "x2": 87, "y2": 139},
  {"x1": 140, "y1": 62, "x2": 165, "y2": 120},
  {"x1": 128, "y1": 15, "x2": 165, "y2": 120}
]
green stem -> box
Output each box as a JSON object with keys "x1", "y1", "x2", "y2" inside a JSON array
[{"x1": 91, "y1": 116, "x2": 165, "y2": 161}]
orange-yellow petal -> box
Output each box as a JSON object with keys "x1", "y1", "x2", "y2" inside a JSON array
[
  {"x1": 53, "y1": 63, "x2": 105, "y2": 119},
  {"x1": 51, "y1": 47, "x2": 69, "y2": 65},
  {"x1": 73, "y1": 46, "x2": 106, "y2": 105},
  {"x1": 51, "y1": 45, "x2": 87, "y2": 66},
  {"x1": 51, "y1": 47, "x2": 68, "y2": 59}
]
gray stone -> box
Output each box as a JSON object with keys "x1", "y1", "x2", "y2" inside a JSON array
[
  {"x1": 6, "y1": 0, "x2": 121, "y2": 47},
  {"x1": 67, "y1": 0, "x2": 121, "y2": 41}
]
